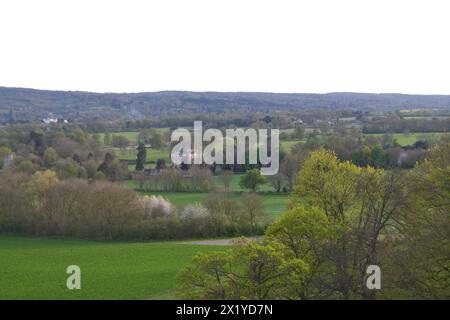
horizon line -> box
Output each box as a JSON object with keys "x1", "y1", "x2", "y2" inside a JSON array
[{"x1": 2, "y1": 85, "x2": 450, "y2": 97}]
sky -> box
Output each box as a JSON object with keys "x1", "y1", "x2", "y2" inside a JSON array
[{"x1": 1, "y1": 0, "x2": 450, "y2": 94}]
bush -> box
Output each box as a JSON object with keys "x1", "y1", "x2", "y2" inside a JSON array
[
  {"x1": 139, "y1": 195, "x2": 174, "y2": 219},
  {"x1": 179, "y1": 204, "x2": 213, "y2": 237}
]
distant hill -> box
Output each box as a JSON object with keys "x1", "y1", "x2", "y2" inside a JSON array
[{"x1": 1, "y1": 86, "x2": 450, "y2": 123}]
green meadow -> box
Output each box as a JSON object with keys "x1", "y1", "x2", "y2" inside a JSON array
[
  {"x1": 364, "y1": 132, "x2": 448, "y2": 146},
  {"x1": 0, "y1": 235, "x2": 227, "y2": 299}
]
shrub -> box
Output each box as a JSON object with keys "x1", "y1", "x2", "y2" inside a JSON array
[{"x1": 139, "y1": 195, "x2": 174, "y2": 219}]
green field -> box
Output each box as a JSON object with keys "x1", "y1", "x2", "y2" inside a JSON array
[
  {"x1": 95, "y1": 131, "x2": 139, "y2": 144},
  {"x1": 114, "y1": 147, "x2": 171, "y2": 163},
  {"x1": 93, "y1": 128, "x2": 171, "y2": 146},
  {"x1": 0, "y1": 235, "x2": 227, "y2": 299},
  {"x1": 280, "y1": 140, "x2": 301, "y2": 152},
  {"x1": 364, "y1": 132, "x2": 448, "y2": 146}
]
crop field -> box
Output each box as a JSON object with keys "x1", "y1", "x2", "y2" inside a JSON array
[{"x1": 0, "y1": 235, "x2": 228, "y2": 299}]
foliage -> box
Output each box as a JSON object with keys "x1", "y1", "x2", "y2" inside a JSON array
[
  {"x1": 239, "y1": 169, "x2": 266, "y2": 191},
  {"x1": 135, "y1": 143, "x2": 147, "y2": 171},
  {"x1": 177, "y1": 239, "x2": 308, "y2": 299}
]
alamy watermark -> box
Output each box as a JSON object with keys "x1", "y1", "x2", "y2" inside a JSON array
[
  {"x1": 366, "y1": 265, "x2": 381, "y2": 290},
  {"x1": 170, "y1": 121, "x2": 279, "y2": 175},
  {"x1": 66, "y1": 265, "x2": 81, "y2": 290}
]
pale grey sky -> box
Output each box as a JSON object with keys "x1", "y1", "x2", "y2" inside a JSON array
[{"x1": 1, "y1": 0, "x2": 449, "y2": 94}]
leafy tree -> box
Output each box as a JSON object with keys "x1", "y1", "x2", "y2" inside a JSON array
[
  {"x1": 294, "y1": 125, "x2": 306, "y2": 140},
  {"x1": 29, "y1": 129, "x2": 46, "y2": 154},
  {"x1": 112, "y1": 135, "x2": 130, "y2": 150},
  {"x1": 177, "y1": 239, "x2": 308, "y2": 299},
  {"x1": 150, "y1": 130, "x2": 166, "y2": 149},
  {"x1": 98, "y1": 152, "x2": 128, "y2": 181},
  {"x1": 266, "y1": 205, "x2": 334, "y2": 299},
  {"x1": 135, "y1": 143, "x2": 147, "y2": 171},
  {"x1": 239, "y1": 169, "x2": 266, "y2": 191},
  {"x1": 291, "y1": 149, "x2": 405, "y2": 299},
  {"x1": 43, "y1": 147, "x2": 59, "y2": 167},
  {"x1": 387, "y1": 141, "x2": 450, "y2": 299},
  {"x1": 55, "y1": 159, "x2": 85, "y2": 179}
]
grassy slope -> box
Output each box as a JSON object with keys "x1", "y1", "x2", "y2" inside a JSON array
[{"x1": 0, "y1": 235, "x2": 227, "y2": 299}]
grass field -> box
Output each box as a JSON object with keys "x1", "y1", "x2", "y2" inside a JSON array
[
  {"x1": 114, "y1": 147, "x2": 171, "y2": 163},
  {"x1": 280, "y1": 140, "x2": 301, "y2": 152},
  {"x1": 93, "y1": 128, "x2": 171, "y2": 146},
  {"x1": 364, "y1": 132, "x2": 448, "y2": 146},
  {"x1": 0, "y1": 235, "x2": 228, "y2": 299}
]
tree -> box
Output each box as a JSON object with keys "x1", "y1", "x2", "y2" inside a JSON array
[
  {"x1": 266, "y1": 205, "x2": 334, "y2": 299},
  {"x1": 191, "y1": 166, "x2": 214, "y2": 192},
  {"x1": 55, "y1": 159, "x2": 85, "y2": 179},
  {"x1": 135, "y1": 143, "x2": 147, "y2": 171},
  {"x1": 280, "y1": 153, "x2": 306, "y2": 190},
  {"x1": 0, "y1": 146, "x2": 12, "y2": 169},
  {"x1": 43, "y1": 147, "x2": 59, "y2": 168},
  {"x1": 239, "y1": 169, "x2": 266, "y2": 192},
  {"x1": 204, "y1": 193, "x2": 240, "y2": 236},
  {"x1": 177, "y1": 239, "x2": 307, "y2": 300},
  {"x1": 291, "y1": 150, "x2": 405, "y2": 299},
  {"x1": 103, "y1": 132, "x2": 112, "y2": 146},
  {"x1": 294, "y1": 125, "x2": 306, "y2": 140},
  {"x1": 137, "y1": 129, "x2": 151, "y2": 144},
  {"x1": 29, "y1": 129, "x2": 46, "y2": 154},
  {"x1": 150, "y1": 130, "x2": 166, "y2": 149},
  {"x1": 241, "y1": 192, "x2": 266, "y2": 233},
  {"x1": 218, "y1": 170, "x2": 233, "y2": 192},
  {"x1": 387, "y1": 141, "x2": 450, "y2": 299},
  {"x1": 98, "y1": 152, "x2": 128, "y2": 181},
  {"x1": 268, "y1": 172, "x2": 285, "y2": 192},
  {"x1": 156, "y1": 158, "x2": 166, "y2": 170},
  {"x1": 86, "y1": 181, "x2": 139, "y2": 239},
  {"x1": 112, "y1": 135, "x2": 130, "y2": 150},
  {"x1": 304, "y1": 131, "x2": 321, "y2": 150}
]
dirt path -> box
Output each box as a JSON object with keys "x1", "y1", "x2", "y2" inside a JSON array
[{"x1": 178, "y1": 237, "x2": 262, "y2": 246}]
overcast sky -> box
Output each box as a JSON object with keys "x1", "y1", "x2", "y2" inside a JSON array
[{"x1": 1, "y1": 0, "x2": 449, "y2": 94}]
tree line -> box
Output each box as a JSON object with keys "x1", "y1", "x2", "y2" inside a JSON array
[{"x1": 176, "y1": 140, "x2": 450, "y2": 300}]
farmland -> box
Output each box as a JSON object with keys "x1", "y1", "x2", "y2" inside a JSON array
[
  {"x1": 364, "y1": 132, "x2": 448, "y2": 146},
  {"x1": 0, "y1": 234, "x2": 228, "y2": 299}
]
